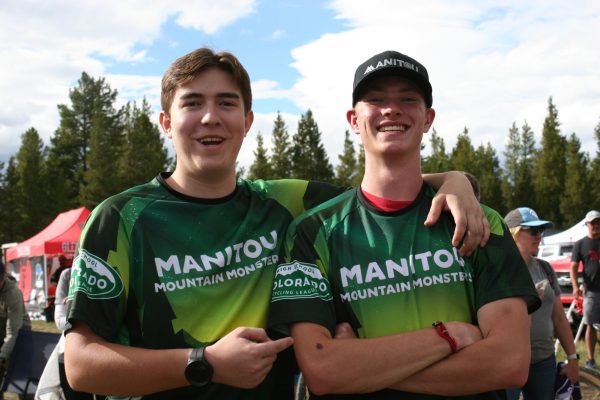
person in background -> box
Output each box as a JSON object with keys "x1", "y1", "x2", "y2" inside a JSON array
[
  {"x1": 570, "y1": 210, "x2": 600, "y2": 369},
  {"x1": 63, "y1": 47, "x2": 488, "y2": 400},
  {"x1": 54, "y1": 266, "x2": 72, "y2": 332},
  {"x1": 37, "y1": 265, "x2": 98, "y2": 400},
  {"x1": 0, "y1": 262, "x2": 31, "y2": 379},
  {"x1": 51, "y1": 256, "x2": 71, "y2": 287},
  {"x1": 504, "y1": 207, "x2": 579, "y2": 400}
]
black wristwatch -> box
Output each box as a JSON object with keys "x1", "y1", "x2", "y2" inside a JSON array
[{"x1": 185, "y1": 347, "x2": 214, "y2": 387}]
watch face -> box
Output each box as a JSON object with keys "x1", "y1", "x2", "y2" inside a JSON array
[{"x1": 185, "y1": 348, "x2": 213, "y2": 387}]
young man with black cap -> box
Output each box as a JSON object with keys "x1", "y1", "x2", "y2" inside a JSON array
[
  {"x1": 269, "y1": 50, "x2": 541, "y2": 399},
  {"x1": 64, "y1": 47, "x2": 488, "y2": 400},
  {"x1": 570, "y1": 209, "x2": 600, "y2": 369}
]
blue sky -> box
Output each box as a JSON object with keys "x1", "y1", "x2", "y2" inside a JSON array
[{"x1": 1, "y1": 0, "x2": 600, "y2": 172}]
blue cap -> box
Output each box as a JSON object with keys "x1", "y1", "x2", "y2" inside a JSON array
[{"x1": 504, "y1": 207, "x2": 553, "y2": 229}]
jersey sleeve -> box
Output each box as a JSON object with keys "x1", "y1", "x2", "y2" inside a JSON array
[
  {"x1": 472, "y1": 207, "x2": 541, "y2": 315},
  {"x1": 268, "y1": 213, "x2": 337, "y2": 336},
  {"x1": 65, "y1": 199, "x2": 131, "y2": 343},
  {"x1": 255, "y1": 179, "x2": 347, "y2": 218}
]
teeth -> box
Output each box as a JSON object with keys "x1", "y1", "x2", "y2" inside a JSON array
[
  {"x1": 199, "y1": 137, "x2": 223, "y2": 144},
  {"x1": 379, "y1": 125, "x2": 407, "y2": 132}
]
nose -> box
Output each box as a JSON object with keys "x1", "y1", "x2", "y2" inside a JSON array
[
  {"x1": 383, "y1": 99, "x2": 403, "y2": 116},
  {"x1": 201, "y1": 103, "x2": 220, "y2": 125}
]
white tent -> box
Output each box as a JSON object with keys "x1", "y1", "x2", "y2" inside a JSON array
[{"x1": 542, "y1": 218, "x2": 587, "y2": 245}]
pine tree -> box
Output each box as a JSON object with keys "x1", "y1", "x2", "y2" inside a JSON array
[
  {"x1": 515, "y1": 122, "x2": 537, "y2": 209},
  {"x1": 335, "y1": 130, "x2": 357, "y2": 187},
  {"x1": 47, "y1": 72, "x2": 121, "y2": 210},
  {"x1": 560, "y1": 133, "x2": 590, "y2": 226},
  {"x1": 118, "y1": 100, "x2": 170, "y2": 188},
  {"x1": 589, "y1": 118, "x2": 600, "y2": 211},
  {"x1": 449, "y1": 127, "x2": 476, "y2": 172},
  {"x1": 248, "y1": 132, "x2": 274, "y2": 180},
  {"x1": 501, "y1": 123, "x2": 520, "y2": 210},
  {"x1": 533, "y1": 97, "x2": 567, "y2": 227},
  {"x1": 14, "y1": 128, "x2": 51, "y2": 238},
  {"x1": 351, "y1": 144, "x2": 365, "y2": 187},
  {"x1": 270, "y1": 112, "x2": 291, "y2": 179},
  {"x1": 502, "y1": 122, "x2": 536, "y2": 212},
  {"x1": 473, "y1": 143, "x2": 503, "y2": 212},
  {"x1": 422, "y1": 128, "x2": 451, "y2": 173},
  {"x1": 421, "y1": 128, "x2": 451, "y2": 173},
  {"x1": 0, "y1": 158, "x2": 21, "y2": 243},
  {"x1": 80, "y1": 106, "x2": 125, "y2": 208},
  {"x1": 290, "y1": 110, "x2": 334, "y2": 182}
]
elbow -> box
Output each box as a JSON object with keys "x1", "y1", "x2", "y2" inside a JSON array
[
  {"x1": 64, "y1": 336, "x2": 94, "y2": 393},
  {"x1": 64, "y1": 356, "x2": 89, "y2": 392},
  {"x1": 302, "y1": 367, "x2": 335, "y2": 396},
  {"x1": 496, "y1": 352, "x2": 530, "y2": 388},
  {"x1": 301, "y1": 361, "x2": 347, "y2": 396}
]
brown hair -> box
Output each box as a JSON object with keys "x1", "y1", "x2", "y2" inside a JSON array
[{"x1": 161, "y1": 48, "x2": 252, "y2": 114}]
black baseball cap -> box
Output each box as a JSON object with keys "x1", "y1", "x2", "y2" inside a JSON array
[{"x1": 352, "y1": 50, "x2": 433, "y2": 107}]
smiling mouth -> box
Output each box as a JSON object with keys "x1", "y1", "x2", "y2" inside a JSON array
[
  {"x1": 199, "y1": 137, "x2": 224, "y2": 146},
  {"x1": 378, "y1": 124, "x2": 409, "y2": 132}
]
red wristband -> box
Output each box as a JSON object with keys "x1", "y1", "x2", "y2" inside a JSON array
[{"x1": 432, "y1": 321, "x2": 457, "y2": 353}]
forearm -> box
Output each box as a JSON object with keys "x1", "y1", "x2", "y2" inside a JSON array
[
  {"x1": 391, "y1": 299, "x2": 530, "y2": 395},
  {"x1": 54, "y1": 304, "x2": 68, "y2": 331},
  {"x1": 569, "y1": 263, "x2": 579, "y2": 292},
  {"x1": 65, "y1": 323, "x2": 189, "y2": 395},
  {"x1": 422, "y1": 171, "x2": 464, "y2": 190},
  {"x1": 292, "y1": 322, "x2": 478, "y2": 395}
]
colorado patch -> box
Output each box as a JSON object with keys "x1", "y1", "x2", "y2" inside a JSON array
[
  {"x1": 272, "y1": 261, "x2": 332, "y2": 302},
  {"x1": 70, "y1": 249, "x2": 124, "y2": 300}
]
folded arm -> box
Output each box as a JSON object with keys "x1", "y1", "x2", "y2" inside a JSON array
[
  {"x1": 291, "y1": 321, "x2": 482, "y2": 395},
  {"x1": 390, "y1": 297, "x2": 530, "y2": 395},
  {"x1": 65, "y1": 320, "x2": 293, "y2": 395}
]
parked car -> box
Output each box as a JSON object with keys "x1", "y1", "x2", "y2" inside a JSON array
[{"x1": 547, "y1": 256, "x2": 583, "y2": 331}]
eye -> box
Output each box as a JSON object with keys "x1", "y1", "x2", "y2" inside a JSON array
[
  {"x1": 365, "y1": 96, "x2": 383, "y2": 104},
  {"x1": 182, "y1": 100, "x2": 201, "y2": 108},
  {"x1": 221, "y1": 100, "x2": 237, "y2": 107}
]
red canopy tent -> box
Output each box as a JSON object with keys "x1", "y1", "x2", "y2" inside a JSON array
[{"x1": 6, "y1": 207, "x2": 90, "y2": 313}]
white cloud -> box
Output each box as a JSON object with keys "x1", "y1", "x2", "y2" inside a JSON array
[
  {"x1": 268, "y1": 29, "x2": 285, "y2": 40},
  {"x1": 0, "y1": 0, "x2": 257, "y2": 162},
  {"x1": 284, "y1": 0, "x2": 600, "y2": 167},
  {"x1": 2, "y1": 0, "x2": 599, "y2": 176}
]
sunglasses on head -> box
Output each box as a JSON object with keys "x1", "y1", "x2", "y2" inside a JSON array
[{"x1": 521, "y1": 226, "x2": 545, "y2": 236}]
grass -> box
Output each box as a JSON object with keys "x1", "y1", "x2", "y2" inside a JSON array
[{"x1": 31, "y1": 319, "x2": 61, "y2": 334}]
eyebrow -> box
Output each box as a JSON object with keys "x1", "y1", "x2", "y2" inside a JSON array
[{"x1": 178, "y1": 91, "x2": 240, "y2": 101}]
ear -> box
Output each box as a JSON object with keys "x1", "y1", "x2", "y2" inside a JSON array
[
  {"x1": 346, "y1": 109, "x2": 360, "y2": 134},
  {"x1": 423, "y1": 108, "x2": 436, "y2": 133},
  {"x1": 244, "y1": 110, "x2": 254, "y2": 136},
  {"x1": 159, "y1": 111, "x2": 172, "y2": 138}
]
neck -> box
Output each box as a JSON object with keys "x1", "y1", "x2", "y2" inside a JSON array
[
  {"x1": 521, "y1": 252, "x2": 533, "y2": 266},
  {"x1": 167, "y1": 168, "x2": 237, "y2": 198},
  {"x1": 360, "y1": 152, "x2": 422, "y2": 199}
]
